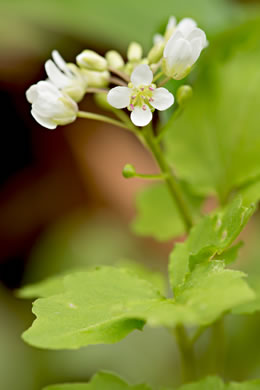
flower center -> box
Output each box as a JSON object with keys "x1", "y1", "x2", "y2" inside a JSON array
[{"x1": 128, "y1": 83, "x2": 156, "y2": 111}]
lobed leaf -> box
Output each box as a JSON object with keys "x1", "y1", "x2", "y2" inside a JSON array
[
  {"x1": 43, "y1": 371, "x2": 151, "y2": 390},
  {"x1": 169, "y1": 197, "x2": 255, "y2": 293}
]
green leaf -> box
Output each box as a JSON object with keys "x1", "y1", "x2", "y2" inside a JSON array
[
  {"x1": 169, "y1": 197, "x2": 254, "y2": 293},
  {"x1": 23, "y1": 264, "x2": 253, "y2": 349},
  {"x1": 239, "y1": 178, "x2": 260, "y2": 206},
  {"x1": 22, "y1": 267, "x2": 163, "y2": 349},
  {"x1": 170, "y1": 376, "x2": 260, "y2": 390},
  {"x1": 17, "y1": 275, "x2": 64, "y2": 299},
  {"x1": 132, "y1": 182, "x2": 202, "y2": 241},
  {"x1": 117, "y1": 260, "x2": 166, "y2": 295},
  {"x1": 43, "y1": 371, "x2": 151, "y2": 390},
  {"x1": 164, "y1": 47, "x2": 260, "y2": 202},
  {"x1": 232, "y1": 276, "x2": 260, "y2": 315}
]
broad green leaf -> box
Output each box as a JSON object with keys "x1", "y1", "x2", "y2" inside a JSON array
[
  {"x1": 171, "y1": 376, "x2": 260, "y2": 390},
  {"x1": 132, "y1": 182, "x2": 202, "y2": 241},
  {"x1": 117, "y1": 260, "x2": 166, "y2": 295},
  {"x1": 169, "y1": 197, "x2": 254, "y2": 293},
  {"x1": 43, "y1": 371, "x2": 151, "y2": 390},
  {"x1": 22, "y1": 267, "x2": 163, "y2": 349},
  {"x1": 232, "y1": 276, "x2": 260, "y2": 315},
  {"x1": 17, "y1": 275, "x2": 64, "y2": 299},
  {"x1": 23, "y1": 262, "x2": 254, "y2": 349},
  {"x1": 164, "y1": 48, "x2": 260, "y2": 202}
]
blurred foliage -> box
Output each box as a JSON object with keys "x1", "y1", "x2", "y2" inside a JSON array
[
  {"x1": 1, "y1": 0, "x2": 260, "y2": 54},
  {"x1": 163, "y1": 18, "x2": 260, "y2": 203}
]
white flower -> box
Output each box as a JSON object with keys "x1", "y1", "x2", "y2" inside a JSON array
[
  {"x1": 26, "y1": 80, "x2": 78, "y2": 129},
  {"x1": 107, "y1": 64, "x2": 174, "y2": 127},
  {"x1": 45, "y1": 50, "x2": 87, "y2": 102},
  {"x1": 163, "y1": 18, "x2": 207, "y2": 80}
]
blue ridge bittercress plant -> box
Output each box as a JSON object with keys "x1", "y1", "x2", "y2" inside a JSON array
[{"x1": 22, "y1": 15, "x2": 260, "y2": 390}]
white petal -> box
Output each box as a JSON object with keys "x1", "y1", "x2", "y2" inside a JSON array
[
  {"x1": 177, "y1": 18, "x2": 197, "y2": 37},
  {"x1": 165, "y1": 39, "x2": 193, "y2": 70},
  {"x1": 45, "y1": 60, "x2": 70, "y2": 89},
  {"x1": 187, "y1": 28, "x2": 207, "y2": 48},
  {"x1": 26, "y1": 85, "x2": 38, "y2": 103},
  {"x1": 130, "y1": 64, "x2": 153, "y2": 87},
  {"x1": 107, "y1": 86, "x2": 131, "y2": 109},
  {"x1": 150, "y1": 88, "x2": 174, "y2": 111},
  {"x1": 166, "y1": 16, "x2": 177, "y2": 31},
  {"x1": 190, "y1": 38, "x2": 203, "y2": 63},
  {"x1": 52, "y1": 50, "x2": 72, "y2": 76},
  {"x1": 31, "y1": 109, "x2": 57, "y2": 129},
  {"x1": 130, "y1": 105, "x2": 152, "y2": 127},
  {"x1": 164, "y1": 31, "x2": 184, "y2": 58}
]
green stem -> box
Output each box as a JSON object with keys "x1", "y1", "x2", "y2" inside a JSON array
[
  {"x1": 153, "y1": 70, "x2": 164, "y2": 83},
  {"x1": 142, "y1": 125, "x2": 193, "y2": 232},
  {"x1": 110, "y1": 76, "x2": 128, "y2": 86},
  {"x1": 108, "y1": 66, "x2": 130, "y2": 83},
  {"x1": 77, "y1": 111, "x2": 133, "y2": 132},
  {"x1": 85, "y1": 88, "x2": 108, "y2": 94},
  {"x1": 158, "y1": 76, "x2": 171, "y2": 87},
  {"x1": 155, "y1": 107, "x2": 183, "y2": 143},
  {"x1": 134, "y1": 173, "x2": 167, "y2": 180},
  {"x1": 175, "y1": 325, "x2": 197, "y2": 382}
]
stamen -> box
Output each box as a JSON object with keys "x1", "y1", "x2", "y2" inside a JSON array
[
  {"x1": 141, "y1": 95, "x2": 145, "y2": 99},
  {"x1": 131, "y1": 95, "x2": 136, "y2": 100},
  {"x1": 130, "y1": 104, "x2": 134, "y2": 111},
  {"x1": 142, "y1": 105, "x2": 146, "y2": 111},
  {"x1": 149, "y1": 87, "x2": 154, "y2": 91},
  {"x1": 140, "y1": 87, "x2": 144, "y2": 91},
  {"x1": 149, "y1": 98, "x2": 154, "y2": 102}
]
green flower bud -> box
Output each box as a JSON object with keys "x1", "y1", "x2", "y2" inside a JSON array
[
  {"x1": 106, "y1": 50, "x2": 124, "y2": 70},
  {"x1": 81, "y1": 69, "x2": 110, "y2": 88},
  {"x1": 127, "y1": 42, "x2": 143, "y2": 62},
  {"x1": 147, "y1": 41, "x2": 165, "y2": 64},
  {"x1": 122, "y1": 164, "x2": 136, "y2": 179},
  {"x1": 76, "y1": 50, "x2": 107, "y2": 71},
  {"x1": 176, "y1": 85, "x2": 193, "y2": 106}
]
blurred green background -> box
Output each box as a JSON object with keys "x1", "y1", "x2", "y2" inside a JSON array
[{"x1": 1, "y1": 0, "x2": 260, "y2": 389}]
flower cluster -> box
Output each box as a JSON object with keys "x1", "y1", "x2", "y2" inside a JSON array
[{"x1": 26, "y1": 16, "x2": 207, "y2": 129}]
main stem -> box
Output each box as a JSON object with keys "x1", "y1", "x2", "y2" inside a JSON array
[
  {"x1": 175, "y1": 325, "x2": 197, "y2": 382},
  {"x1": 143, "y1": 125, "x2": 193, "y2": 232},
  {"x1": 142, "y1": 125, "x2": 195, "y2": 381}
]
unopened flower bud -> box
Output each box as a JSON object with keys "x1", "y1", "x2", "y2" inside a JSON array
[
  {"x1": 81, "y1": 69, "x2": 110, "y2": 88},
  {"x1": 122, "y1": 164, "x2": 136, "y2": 178},
  {"x1": 127, "y1": 42, "x2": 143, "y2": 62},
  {"x1": 176, "y1": 85, "x2": 193, "y2": 106},
  {"x1": 106, "y1": 50, "x2": 124, "y2": 70},
  {"x1": 76, "y1": 50, "x2": 107, "y2": 71},
  {"x1": 147, "y1": 41, "x2": 164, "y2": 64}
]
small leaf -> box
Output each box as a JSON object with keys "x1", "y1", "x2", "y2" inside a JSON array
[
  {"x1": 43, "y1": 371, "x2": 151, "y2": 390},
  {"x1": 132, "y1": 182, "x2": 202, "y2": 241},
  {"x1": 169, "y1": 197, "x2": 254, "y2": 293}
]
